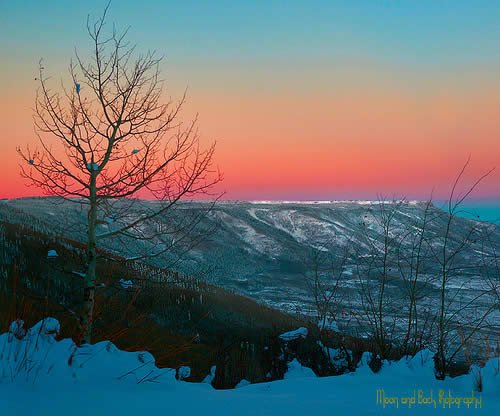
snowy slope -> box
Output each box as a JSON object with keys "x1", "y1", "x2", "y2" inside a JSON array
[
  {"x1": 1, "y1": 198, "x2": 498, "y2": 340},
  {"x1": 0, "y1": 319, "x2": 498, "y2": 416}
]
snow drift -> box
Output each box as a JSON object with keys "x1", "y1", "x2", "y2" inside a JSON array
[{"x1": 0, "y1": 319, "x2": 498, "y2": 415}]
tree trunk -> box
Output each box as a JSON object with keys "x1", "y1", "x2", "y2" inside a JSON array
[
  {"x1": 436, "y1": 223, "x2": 450, "y2": 380},
  {"x1": 80, "y1": 175, "x2": 98, "y2": 344},
  {"x1": 435, "y1": 272, "x2": 447, "y2": 380}
]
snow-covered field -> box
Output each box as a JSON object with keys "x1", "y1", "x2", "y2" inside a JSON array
[{"x1": 1, "y1": 319, "x2": 498, "y2": 415}]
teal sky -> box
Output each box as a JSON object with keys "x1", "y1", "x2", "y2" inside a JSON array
[{"x1": 3, "y1": 1, "x2": 500, "y2": 64}]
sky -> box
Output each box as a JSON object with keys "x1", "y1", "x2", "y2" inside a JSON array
[{"x1": 0, "y1": 0, "x2": 499, "y2": 201}]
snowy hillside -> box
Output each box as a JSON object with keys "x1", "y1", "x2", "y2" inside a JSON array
[{"x1": 1, "y1": 198, "x2": 498, "y2": 339}]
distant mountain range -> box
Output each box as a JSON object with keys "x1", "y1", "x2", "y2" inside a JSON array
[{"x1": 1, "y1": 198, "x2": 498, "y2": 339}]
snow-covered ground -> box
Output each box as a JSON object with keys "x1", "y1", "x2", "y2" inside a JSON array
[{"x1": 0, "y1": 319, "x2": 498, "y2": 415}]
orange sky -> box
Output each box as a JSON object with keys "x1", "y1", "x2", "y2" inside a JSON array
[{"x1": 1, "y1": 65, "x2": 499, "y2": 200}]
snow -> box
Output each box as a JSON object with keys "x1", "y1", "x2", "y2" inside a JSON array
[
  {"x1": 8, "y1": 319, "x2": 26, "y2": 340},
  {"x1": 235, "y1": 379, "x2": 251, "y2": 388},
  {"x1": 319, "y1": 343, "x2": 351, "y2": 371},
  {"x1": 279, "y1": 327, "x2": 308, "y2": 341},
  {"x1": 318, "y1": 316, "x2": 339, "y2": 332},
  {"x1": 247, "y1": 200, "x2": 419, "y2": 205},
  {"x1": 0, "y1": 319, "x2": 498, "y2": 415},
  {"x1": 0, "y1": 318, "x2": 173, "y2": 386},
  {"x1": 216, "y1": 211, "x2": 280, "y2": 257},
  {"x1": 30, "y1": 317, "x2": 60, "y2": 338},
  {"x1": 177, "y1": 366, "x2": 191, "y2": 380},
  {"x1": 284, "y1": 359, "x2": 316, "y2": 379},
  {"x1": 119, "y1": 278, "x2": 134, "y2": 289},
  {"x1": 202, "y1": 365, "x2": 216, "y2": 384}
]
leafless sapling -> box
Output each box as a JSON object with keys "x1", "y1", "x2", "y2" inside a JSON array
[{"x1": 17, "y1": 5, "x2": 222, "y2": 343}]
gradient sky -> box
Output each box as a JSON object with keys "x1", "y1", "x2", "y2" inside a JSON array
[{"x1": 1, "y1": 0, "x2": 499, "y2": 200}]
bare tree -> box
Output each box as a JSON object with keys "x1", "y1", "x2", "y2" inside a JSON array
[
  {"x1": 478, "y1": 223, "x2": 500, "y2": 305},
  {"x1": 355, "y1": 198, "x2": 404, "y2": 357},
  {"x1": 432, "y1": 158, "x2": 496, "y2": 379},
  {"x1": 17, "y1": 5, "x2": 222, "y2": 343},
  {"x1": 396, "y1": 199, "x2": 438, "y2": 355},
  {"x1": 306, "y1": 242, "x2": 354, "y2": 369},
  {"x1": 307, "y1": 243, "x2": 350, "y2": 332}
]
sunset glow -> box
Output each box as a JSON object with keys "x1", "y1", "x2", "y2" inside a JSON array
[{"x1": 1, "y1": 1, "x2": 499, "y2": 200}]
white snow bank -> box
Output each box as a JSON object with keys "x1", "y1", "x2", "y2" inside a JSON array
[
  {"x1": 30, "y1": 317, "x2": 60, "y2": 339},
  {"x1": 0, "y1": 319, "x2": 498, "y2": 416},
  {"x1": 284, "y1": 359, "x2": 316, "y2": 379},
  {"x1": 236, "y1": 379, "x2": 251, "y2": 388},
  {"x1": 202, "y1": 365, "x2": 216, "y2": 384},
  {"x1": 8, "y1": 319, "x2": 26, "y2": 340},
  {"x1": 318, "y1": 341, "x2": 351, "y2": 371},
  {"x1": 0, "y1": 318, "x2": 175, "y2": 385},
  {"x1": 177, "y1": 366, "x2": 191, "y2": 380},
  {"x1": 279, "y1": 327, "x2": 308, "y2": 341}
]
